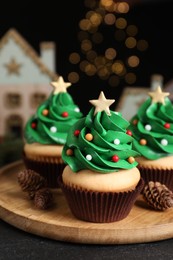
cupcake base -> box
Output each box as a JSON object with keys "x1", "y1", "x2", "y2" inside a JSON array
[
  {"x1": 58, "y1": 176, "x2": 144, "y2": 223},
  {"x1": 138, "y1": 165, "x2": 173, "y2": 192},
  {"x1": 23, "y1": 153, "x2": 66, "y2": 188}
]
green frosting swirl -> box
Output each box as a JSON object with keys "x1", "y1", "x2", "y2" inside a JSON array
[
  {"x1": 129, "y1": 97, "x2": 173, "y2": 160},
  {"x1": 24, "y1": 92, "x2": 83, "y2": 145},
  {"x1": 62, "y1": 107, "x2": 140, "y2": 173}
]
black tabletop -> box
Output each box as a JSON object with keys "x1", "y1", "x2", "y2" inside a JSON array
[{"x1": 0, "y1": 218, "x2": 173, "y2": 260}]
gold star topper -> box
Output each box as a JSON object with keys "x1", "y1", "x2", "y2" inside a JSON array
[
  {"x1": 148, "y1": 86, "x2": 170, "y2": 105},
  {"x1": 50, "y1": 76, "x2": 71, "y2": 95},
  {"x1": 89, "y1": 91, "x2": 115, "y2": 116}
]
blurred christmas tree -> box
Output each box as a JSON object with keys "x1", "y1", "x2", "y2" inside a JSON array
[{"x1": 68, "y1": 0, "x2": 148, "y2": 88}]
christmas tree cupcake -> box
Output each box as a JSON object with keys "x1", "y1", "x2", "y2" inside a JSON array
[
  {"x1": 129, "y1": 86, "x2": 173, "y2": 191},
  {"x1": 59, "y1": 91, "x2": 144, "y2": 223},
  {"x1": 23, "y1": 76, "x2": 83, "y2": 188}
]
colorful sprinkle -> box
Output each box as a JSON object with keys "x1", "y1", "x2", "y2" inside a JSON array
[
  {"x1": 86, "y1": 154, "x2": 92, "y2": 161},
  {"x1": 62, "y1": 112, "x2": 68, "y2": 117},
  {"x1": 139, "y1": 139, "x2": 147, "y2": 145},
  {"x1": 112, "y1": 155, "x2": 119, "y2": 162},
  {"x1": 133, "y1": 119, "x2": 138, "y2": 125},
  {"x1": 31, "y1": 122, "x2": 37, "y2": 129},
  {"x1": 42, "y1": 109, "x2": 49, "y2": 116},
  {"x1": 74, "y1": 129, "x2": 80, "y2": 136},
  {"x1": 66, "y1": 149, "x2": 73, "y2": 156},
  {"x1": 126, "y1": 130, "x2": 132, "y2": 136},
  {"x1": 128, "y1": 157, "x2": 135, "y2": 164},
  {"x1": 50, "y1": 126, "x2": 57, "y2": 133},
  {"x1": 74, "y1": 107, "x2": 80, "y2": 112},
  {"x1": 161, "y1": 139, "x2": 168, "y2": 146},
  {"x1": 114, "y1": 138, "x2": 120, "y2": 145},
  {"x1": 164, "y1": 123, "x2": 170, "y2": 129},
  {"x1": 85, "y1": 133, "x2": 93, "y2": 141},
  {"x1": 145, "y1": 124, "x2": 152, "y2": 131}
]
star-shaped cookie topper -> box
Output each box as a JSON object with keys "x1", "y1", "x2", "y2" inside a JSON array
[
  {"x1": 148, "y1": 86, "x2": 170, "y2": 105},
  {"x1": 50, "y1": 76, "x2": 71, "y2": 95},
  {"x1": 89, "y1": 91, "x2": 115, "y2": 116}
]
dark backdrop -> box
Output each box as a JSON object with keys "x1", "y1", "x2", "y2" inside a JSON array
[{"x1": 1, "y1": 0, "x2": 173, "y2": 114}]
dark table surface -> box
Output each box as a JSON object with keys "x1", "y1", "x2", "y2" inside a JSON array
[{"x1": 1, "y1": 218, "x2": 173, "y2": 260}]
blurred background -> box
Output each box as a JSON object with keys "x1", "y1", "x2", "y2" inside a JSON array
[{"x1": 0, "y1": 0, "x2": 173, "y2": 165}]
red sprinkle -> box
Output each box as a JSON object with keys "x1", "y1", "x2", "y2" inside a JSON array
[
  {"x1": 164, "y1": 123, "x2": 170, "y2": 129},
  {"x1": 112, "y1": 155, "x2": 119, "y2": 162},
  {"x1": 62, "y1": 112, "x2": 69, "y2": 117},
  {"x1": 126, "y1": 130, "x2": 132, "y2": 136},
  {"x1": 74, "y1": 129, "x2": 80, "y2": 136},
  {"x1": 31, "y1": 122, "x2": 37, "y2": 129}
]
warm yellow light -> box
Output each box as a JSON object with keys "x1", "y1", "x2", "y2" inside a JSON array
[
  {"x1": 116, "y1": 2, "x2": 129, "y2": 13},
  {"x1": 125, "y1": 37, "x2": 137, "y2": 48},
  {"x1": 126, "y1": 25, "x2": 138, "y2": 36},
  {"x1": 85, "y1": 64, "x2": 97, "y2": 76},
  {"x1": 127, "y1": 56, "x2": 140, "y2": 67},
  {"x1": 86, "y1": 50, "x2": 97, "y2": 61},
  {"x1": 97, "y1": 66, "x2": 110, "y2": 79},
  {"x1": 89, "y1": 12, "x2": 102, "y2": 26},
  {"x1": 137, "y1": 40, "x2": 148, "y2": 51},
  {"x1": 125, "y1": 73, "x2": 136, "y2": 84},
  {"x1": 68, "y1": 72, "x2": 79, "y2": 83},
  {"x1": 115, "y1": 18, "x2": 127, "y2": 29},
  {"x1": 69, "y1": 53, "x2": 80, "y2": 64},
  {"x1": 112, "y1": 61, "x2": 124, "y2": 75},
  {"x1": 79, "y1": 19, "x2": 91, "y2": 31},
  {"x1": 105, "y1": 48, "x2": 117, "y2": 60},
  {"x1": 104, "y1": 13, "x2": 116, "y2": 25},
  {"x1": 94, "y1": 56, "x2": 106, "y2": 67},
  {"x1": 81, "y1": 40, "x2": 92, "y2": 52},
  {"x1": 100, "y1": 0, "x2": 113, "y2": 8},
  {"x1": 79, "y1": 60, "x2": 89, "y2": 71}
]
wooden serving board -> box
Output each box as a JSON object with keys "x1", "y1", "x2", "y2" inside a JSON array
[{"x1": 1, "y1": 161, "x2": 173, "y2": 244}]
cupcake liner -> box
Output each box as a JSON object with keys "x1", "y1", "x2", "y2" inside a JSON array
[
  {"x1": 58, "y1": 176, "x2": 144, "y2": 223},
  {"x1": 23, "y1": 153, "x2": 66, "y2": 188},
  {"x1": 138, "y1": 165, "x2": 173, "y2": 192}
]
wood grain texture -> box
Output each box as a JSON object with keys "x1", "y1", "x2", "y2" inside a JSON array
[{"x1": 1, "y1": 161, "x2": 173, "y2": 244}]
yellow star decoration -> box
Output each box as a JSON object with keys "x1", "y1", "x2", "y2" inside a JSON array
[
  {"x1": 50, "y1": 76, "x2": 71, "y2": 95},
  {"x1": 4, "y1": 58, "x2": 22, "y2": 75},
  {"x1": 148, "y1": 86, "x2": 170, "y2": 105},
  {"x1": 89, "y1": 91, "x2": 115, "y2": 116}
]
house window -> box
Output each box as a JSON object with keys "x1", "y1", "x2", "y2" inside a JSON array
[
  {"x1": 6, "y1": 115, "x2": 23, "y2": 138},
  {"x1": 31, "y1": 93, "x2": 47, "y2": 108},
  {"x1": 5, "y1": 93, "x2": 22, "y2": 108}
]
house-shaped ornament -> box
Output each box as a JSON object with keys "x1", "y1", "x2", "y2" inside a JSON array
[{"x1": 0, "y1": 28, "x2": 58, "y2": 139}]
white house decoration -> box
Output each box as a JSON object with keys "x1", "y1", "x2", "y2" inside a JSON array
[{"x1": 0, "y1": 28, "x2": 58, "y2": 138}]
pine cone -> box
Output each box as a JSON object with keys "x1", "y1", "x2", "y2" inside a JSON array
[
  {"x1": 18, "y1": 169, "x2": 47, "y2": 192},
  {"x1": 34, "y1": 188, "x2": 53, "y2": 210},
  {"x1": 143, "y1": 181, "x2": 173, "y2": 211}
]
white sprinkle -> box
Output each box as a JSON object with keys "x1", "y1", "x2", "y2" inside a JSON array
[
  {"x1": 50, "y1": 126, "x2": 57, "y2": 133},
  {"x1": 86, "y1": 154, "x2": 92, "y2": 161},
  {"x1": 74, "y1": 107, "x2": 80, "y2": 112},
  {"x1": 114, "y1": 138, "x2": 120, "y2": 145},
  {"x1": 145, "y1": 124, "x2": 152, "y2": 131},
  {"x1": 161, "y1": 139, "x2": 168, "y2": 146}
]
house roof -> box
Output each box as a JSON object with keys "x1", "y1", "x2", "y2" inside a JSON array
[{"x1": 0, "y1": 28, "x2": 59, "y2": 80}]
